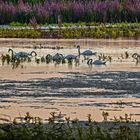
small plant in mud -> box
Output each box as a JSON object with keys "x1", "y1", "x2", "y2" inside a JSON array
[
  {"x1": 102, "y1": 111, "x2": 109, "y2": 121},
  {"x1": 0, "y1": 112, "x2": 139, "y2": 140},
  {"x1": 1, "y1": 54, "x2": 6, "y2": 65},
  {"x1": 107, "y1": 56, "x2": 112, "y2": 62},
  {"x1": 87, "y1": 114, "x2": 92, "y2": 123},
  {"x1": 52, "y1": 46, "x2": 56, "y2": 50},
  {"x1": 1, "y1": 54, "x2": 11, "y2": 65},
  {"x1": 67, "y1": 59, "x2": 73, "y2": 65},
  {"x1": 13, "y1": 112, "x2": 42, "y2": 124},
  {"x1": 119, "y1": 114, "x2": 133, "y2": 122},
  {"x1": 125, "y1": 51, "x2": 129, "y2": 59},
  {"x1": 71, "y1": 118, "x2": 79, "y2": 124},
  {"x1": 35, "y1": 58, "x2": 40, "y2": 64},
  {"x1": 118, "y1": 51, "x2": 130, "y2": 62},
  {"x1": 48, "y1": 112, "x2": 64, "y2": 123},
  {"x1": 41, "y1": 56, "x2": 46, "y2": 63},
  {"x1": 65, "y1": 116, "x2": 70, "y2": 124},
  {"x1": 112, "y1": 113, "x2": 133, "y2": 122},
  {"x1": 98, "y1": 53, "x2": 112, "y2": 62},
  {"x1": 27, "y1": 57, "x2": 32, "y2": 62},
  {"x1": 62, "y1": 59, "x2": 66, "y2": 64},
  {"x1": 56, "y1": 46, "x2": 63, "y2": 50},
  {"x1": 11, "y1": 59, "x2": 21, "y2": 69}
]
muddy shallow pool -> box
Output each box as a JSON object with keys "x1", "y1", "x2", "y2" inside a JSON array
[{"x1": 0, "y1": 38, "x2": 140, "y2": 122}]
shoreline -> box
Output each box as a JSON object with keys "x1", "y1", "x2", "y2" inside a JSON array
[
  {"x1": 0, "y1": 38, "x2": 140, "y2": 50},
  {"x1": 1, "y1": 38, "x2": 140, "y2": 42}
]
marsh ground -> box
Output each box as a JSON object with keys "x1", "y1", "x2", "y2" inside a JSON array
[{"x1": 0, "y1": 38, "x2": 140, "y2": 122}]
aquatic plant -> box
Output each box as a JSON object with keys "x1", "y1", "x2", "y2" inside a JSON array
[
  {"x1": 35, "y1": 57, "x2": 40, "y2": 64},
  {"x1": 41, "y1": 56, "x2": 46, "y2": 63},
  {"x1": 1, "y1": 54, "x2": 7, "y2": 65},
  {"x1": 125, "y1": 51, "x2": 129, "y2": 59},
  {"x1": 102, "y1": 111, "x2": 109, "y2": 121},
  {"x1": 87, "y1": 114, "x2": 92, "y2": 123}
]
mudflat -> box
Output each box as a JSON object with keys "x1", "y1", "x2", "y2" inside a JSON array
[{"x1": 0, "y1": 38, "x2": 139, "y2": 122}]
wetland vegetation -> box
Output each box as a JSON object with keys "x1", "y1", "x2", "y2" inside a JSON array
[
  {"x1": 0, "y1": 0, "x2": 140, "y2": 39},
  {"x1": 1, "y1": 23, "x2": 140, "y2": 39},
  {"x1": 0, "y1": 112, "x2": 140, "y2": 140},
  {"x1": 0, "y1": 0, "x2": 140, "y2": 139}
]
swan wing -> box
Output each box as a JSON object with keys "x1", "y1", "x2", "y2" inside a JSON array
[
  {"x1": 82, "y1": 50, "x2": 92, "y2": 55},
  {"x1": 93, "y1": 60, "x2": 106, "y2": 65},
  {"x1": 81, "y1": 50, "x2": 96, "y2": 55},
  {"x1": 65, "y1": 55, "x2": 77, "y2": 59},
  {"x1": 16, "y1": 52, "x2": 29, "y2": 57}
]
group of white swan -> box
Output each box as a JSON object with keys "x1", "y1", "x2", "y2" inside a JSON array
[
  {"x1": 8, "y1": 45, "x2": 106, "y2": 65},
  {"x1": 63, "y1": 45, "x2": 97, "y2": 60},
  {"x1": 8, "y1": 49, "x2": 37, "y2": 59},
  {"x1": 87, "y1": 59, "x2": 106, "y2": 65}
]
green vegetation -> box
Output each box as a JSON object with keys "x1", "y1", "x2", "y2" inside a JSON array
[
  {"x1": 0, "y1": 123, "x2": 139, "y2": 140},
  {"x1": 0, "y1": 112, "x2": 139, "y2": 140},
  {"x1": 0, "y1": 29, "x2": 41, "y2": 38},
  {"x1": 0, "y1": 22, "x2": 140, "y2": 39},
  {"x1": 9, "y1": 22, "x2": 27, "y2": 26},
  {"x1": 58, "y1": 27, "x2": 139, "y2": 39}
]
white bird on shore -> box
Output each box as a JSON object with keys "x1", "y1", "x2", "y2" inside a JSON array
[
  {"x1": 87, "y1": 59, "x2": 106, "y2": 65},
  {"x1": 8, "y1": 49, "x2": 37, "y2": 58},
  {"x1": 77, "y1": 45, "x2": 96, "y2": 56}
]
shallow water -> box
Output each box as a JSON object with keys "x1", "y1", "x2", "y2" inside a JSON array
[{"x1": 0, "y1": 38, "x2": 140, "y2": 122}]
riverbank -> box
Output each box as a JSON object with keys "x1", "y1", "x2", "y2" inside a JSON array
[
  {"x1": 0, "y1": 23, "x2": 140, "y2": 39},
  {"x1": 0, "y1": 38, "x2": 140, "y2": 49}
]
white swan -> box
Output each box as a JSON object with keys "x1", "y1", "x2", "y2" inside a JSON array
[
  {"x1": 77, "y1": 45, "x2": 96, "y2": 56},
  {"x1": 8, "y1": 49, "x2": 37, "y2": 58},
  {"x1": 87, "y1": 59, "x2": 106, "y2": 65}
]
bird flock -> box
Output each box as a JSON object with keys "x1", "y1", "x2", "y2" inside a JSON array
[{"x1": 0, "y1": 45, "x2": 140, "y2": 69}]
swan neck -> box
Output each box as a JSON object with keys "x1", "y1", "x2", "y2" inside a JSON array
[
  {"x1": 78, "y1": 46, "x2": 80, "y2": 56},
  {"x1": 9, "y1": 49, "x2": 14, "y2": 56},
  {"x1": 87, "y1": 59, "x2": 92, "y2": 65},
  {"x1": 31, "y1": 51, "x2": 37, "y2": 56}
]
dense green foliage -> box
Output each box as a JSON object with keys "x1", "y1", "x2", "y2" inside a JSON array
[
  {"x1": 0, "y1": 122, "x2": 139, "y2": 140},
  {"x1": 0, "y1": 29, "x2": 41, "y2": 38},
  {"x1": 0, "y1": 23, "x2": 140, "y2": 39}
]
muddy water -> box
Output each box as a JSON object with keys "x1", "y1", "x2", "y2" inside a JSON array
[{"x1": 0, "y1": 38, "x2": 140, "y2": 122}]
